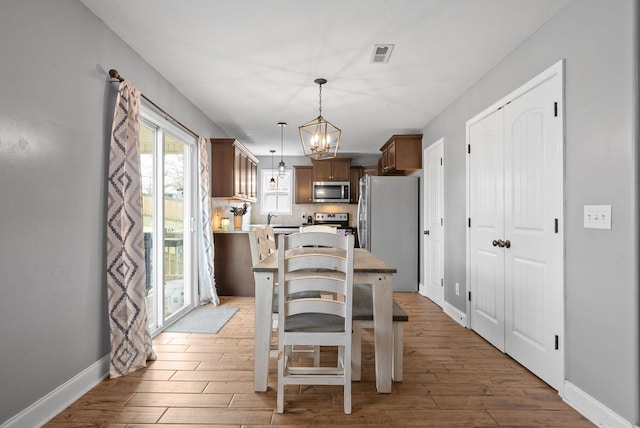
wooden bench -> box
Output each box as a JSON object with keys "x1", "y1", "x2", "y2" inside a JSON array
[{"x1": 352, "y1": 284, "x2": 408, "y2": 382}]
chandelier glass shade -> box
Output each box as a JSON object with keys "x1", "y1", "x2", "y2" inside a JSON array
[{"x1": 299, "y1": 78, "x2": 341, "y2": 160}]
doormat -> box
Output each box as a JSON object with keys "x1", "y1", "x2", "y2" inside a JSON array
[{"x1": 165, "y1": 306, "x2": 239, "y2": 334}]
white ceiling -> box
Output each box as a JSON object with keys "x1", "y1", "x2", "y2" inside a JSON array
[{"x1": 81, "y1": 0, "x2": 571, "y2": 156}]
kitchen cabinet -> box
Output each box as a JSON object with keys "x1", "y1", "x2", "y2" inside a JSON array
[
  {"x1": 213, "y1": 232, "x2": 254, "y2": 296},
  {"x1": 380, "y1": 134, "x2": 422, "y2": 175},
  {"x1": 210, "y1": 138, "x2": 258, "y2": 201},
  {"x1": 362, "y1": 163, "x2": 379, "y2": 177},
  {"x1": 294, "y1": 165, "x2": 313, "y2": 204},
  {"x1": 349, "y1": 166, "x2": 363, "y2": 204},
  {"x1": 312, "y1": 158, "x2": 351, "y2": 181}
]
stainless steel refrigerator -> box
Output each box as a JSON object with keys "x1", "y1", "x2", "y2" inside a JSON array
[{"x1": 357, "y1": 175, "x2": 419, "y2": 292}]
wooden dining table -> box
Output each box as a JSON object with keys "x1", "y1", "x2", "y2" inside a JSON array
[{"x1": 252, "y1": 247, "x2": 397, "y2": 393}]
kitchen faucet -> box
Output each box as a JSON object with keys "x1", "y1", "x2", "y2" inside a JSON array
[{"x1": 267, "y1": 212, "x2": 277, "y2": 225}]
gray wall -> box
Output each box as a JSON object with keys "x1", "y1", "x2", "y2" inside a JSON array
[
  {"x1": 422, "y1": 0, "x2": 638, "y2": 423},
  {"x1": 0, "y1": 0, "x2": 225, "y2": 424}
]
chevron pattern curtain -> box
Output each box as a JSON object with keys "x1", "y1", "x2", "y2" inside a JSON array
[
  {"x1": 198, "y1": 136, "x2": 219, "y2": 305},
  {"x1": 106, "y1": 80, "x2": 156, "y2": 378}
]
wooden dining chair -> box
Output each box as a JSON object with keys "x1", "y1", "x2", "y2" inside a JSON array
[
  {"x1": 277, "y1": 232, "x2": 355, "y2": 414},
  {"x1": 249, "y1": 227, "x2": 320, "y2": 364}
]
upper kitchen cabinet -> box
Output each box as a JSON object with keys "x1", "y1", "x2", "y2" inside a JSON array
[
  {"x1": 294, "y1": 165, "x2": 313, "y2": 204},
  {"x1": 349, "y1": 166, "x2": 363, "y2": 204},
  {"x1": 380, "y1": 134, "x2": 422, "y2": 175},
  {"x1": 362, "y1": 163, "x2": 380, "y2": 177},
  {"x1": 210, "y1": 138, "x2": 258, "y2": 202},
  {"x1": 312, "y1": 158, "x2": 351, "y2": 181}
]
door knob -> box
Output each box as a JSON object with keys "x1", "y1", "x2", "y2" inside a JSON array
[
  {"x1": 504, "y1": 240, "x2": 511, "y2": 248},
  {"x1": 492, "y1": 240, "x2": 499, "y2": 247},
  {"x1": 424, "y1": 230, "x2": 430, "y2": 235},
  {"x1": 493, "y1": 239, "x2": 505, "y2": 248}
]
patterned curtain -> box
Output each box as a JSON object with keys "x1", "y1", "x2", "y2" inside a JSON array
[
  {"x1": 106, "y1": 80, "x2": 156, "y2": 378},
  {"x1": 197, "y1": 137, "x2": 219, "y2": 305}
]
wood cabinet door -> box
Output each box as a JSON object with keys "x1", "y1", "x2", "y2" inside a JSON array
[
  {"x1": 349, "y1": 166, "x2": 362, "y2": 204},
  {"x1": 295, "y1": 166, "x2": 313, "y2": 203},
  {"x1": 331, "y1": 158, "x2": 351, "y2": 181},
  {"x1": 312, "y1": 160, "x2": 332, "y2": 181}
]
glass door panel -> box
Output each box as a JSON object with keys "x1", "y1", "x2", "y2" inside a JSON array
[
  {"x1": 163, "y1": 134, "x2": 186, "y2": 319},
  {"x1": 139, "y1": 109, "x2": 195, "y2": 333}
]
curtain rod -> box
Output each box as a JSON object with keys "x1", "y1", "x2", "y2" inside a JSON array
[{"x1": 109, "y1": 69, "x2": 200, "y2": 140}]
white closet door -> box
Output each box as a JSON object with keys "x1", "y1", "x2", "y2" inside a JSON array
[
  {"x1": 423, "y1": 140, "x2": 445, "y2": 307},
  {"x1": 503, "y1": 74, "x2": 563, "y2": 390},
  {"x1": 468, "y1": 108, "x2": 505, "y2": 351}
]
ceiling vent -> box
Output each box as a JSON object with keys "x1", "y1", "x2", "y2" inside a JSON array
[{"x1": 370, "y1": 44, "x2": 394, "y2": 64}]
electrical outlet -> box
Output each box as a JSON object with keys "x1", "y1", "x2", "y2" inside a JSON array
[
  {"x1": 584, "y1": 205, "x2": 612, "y2": 230},
  {"x1": 455, "y1": 282, "x2": 460, "y2": 296}
]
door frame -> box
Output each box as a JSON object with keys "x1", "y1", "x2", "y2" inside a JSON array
[
  {"x1": 465, "y1": 59, "x2": 565, "y2": 392},
  {"x1": 422, "y1": 138, "x2": 445, "y2": 307}
]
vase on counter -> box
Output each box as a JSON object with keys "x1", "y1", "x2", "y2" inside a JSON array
[{"x1": 233, "y1": 215, "x2": 242, "y2": 230}]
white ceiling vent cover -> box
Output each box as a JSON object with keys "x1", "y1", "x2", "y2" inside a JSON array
[{"x1": 370, "y1": 44, "x2": 394, "y2": 63}]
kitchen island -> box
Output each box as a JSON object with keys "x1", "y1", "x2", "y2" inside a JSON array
[{"x1": 213, "y1": 226, "x2": 301, "y2": 296}]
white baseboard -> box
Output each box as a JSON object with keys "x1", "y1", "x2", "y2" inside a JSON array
[
  {"x1": 563, "y1": 381, "x2": 638, "y2": 428},
  {"x1": 1, "y1": 355, "x2": 110, "y2": 428},
  {"x1": 444, "y1": 301, "x2": 467, "y2": 328},
  {"x1": 418, "y1": 282, "x2": 427, "y2": 297}
]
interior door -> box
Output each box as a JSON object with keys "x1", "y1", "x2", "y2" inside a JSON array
[
  {"x1": 503, "y1": 75, "x2": 563, "y2": 390},
  {"x1": 467, "y1": 62, "x2": 564, "y2": 391},
  {"x1": 423, "y1": 139, "x2": 444, "y2": 307},
  {"x1": 468, "y1": 108, "x2": 505, "y2": 351}
]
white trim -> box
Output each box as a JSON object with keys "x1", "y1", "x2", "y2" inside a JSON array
[
  {"x1": 563, "y1": 381, "x2": 639, "y2": 428},
  {"x1": 1, "y1": 355, "x2": 110, "y2": 428},
  {"x1": 444, "y1": 301, "x2": 467, "y2": 328},
  {"x1": 418, "y1": 282, "x2": 427, "y2": 297}
]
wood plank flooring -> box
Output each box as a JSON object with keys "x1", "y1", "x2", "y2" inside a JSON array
[{"x1": 46, "y1": 294, "x2": 594, "y2": 427}]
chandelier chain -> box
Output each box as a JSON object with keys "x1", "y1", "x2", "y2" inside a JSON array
[{"x1": 318, "y1": 83, "x2": 322, "y2": 117}]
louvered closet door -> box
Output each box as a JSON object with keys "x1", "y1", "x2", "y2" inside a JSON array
[
  {"x1": 503, "y1": 75, "x2": 563, "y2": 390},
  {"x1": 468, "y1": 108, "x2": 505, "y2": 351}
]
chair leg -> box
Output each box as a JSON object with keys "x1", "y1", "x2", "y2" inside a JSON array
[
  {"x1": 344, "y1": 346, "x2": 352, "y2": 414},
  {"x1": 351, "y1": 322, "x2": 363, "y2": 381},
  {"x1": 277, "y1": 346, "x2": 286, "y2": 413}
]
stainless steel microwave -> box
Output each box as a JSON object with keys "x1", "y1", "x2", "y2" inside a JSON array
[{"x1": 312, "y1": 181, "x2": 350, "y2": 203}]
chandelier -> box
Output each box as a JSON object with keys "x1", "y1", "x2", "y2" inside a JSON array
[
  {"x1": 269, "y1": 149, "x2": 276, "y2": 188},
  {"x1": 277, "y1": 122, "x2": 286, "y2": 178},
  {"x1": 299, "y1": 78, "x2": 341, "y2": 160}
]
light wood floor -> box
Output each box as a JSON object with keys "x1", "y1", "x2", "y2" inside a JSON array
[{"x1": 46, "y1": 294, "x2": 593, "y2": 427}]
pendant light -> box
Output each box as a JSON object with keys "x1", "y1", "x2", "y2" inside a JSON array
[
  {"x1": 277, "y1": 122, "x2": 286, "y2": 178},
  {"x1": 269, "y1": 149, "x2": 276, "y2": 188},
  {"x1": 299, "y1": 78, "x2": 341, "y2": 160}
]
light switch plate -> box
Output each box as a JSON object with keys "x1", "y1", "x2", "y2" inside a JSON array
[{"x1": 584, "y1": 205, "x2": 612, "y2": 230}]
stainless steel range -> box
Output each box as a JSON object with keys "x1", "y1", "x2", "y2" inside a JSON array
[{"x1": 313, "y1": 212, "x2": 358, "y2": 246}]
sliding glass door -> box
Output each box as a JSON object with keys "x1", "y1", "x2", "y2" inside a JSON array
[{"x1": 139, "y1": 106, "x2": 196, "y2": 333}]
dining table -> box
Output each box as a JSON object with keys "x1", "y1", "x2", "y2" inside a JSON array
[{"x1": 252, "y1": 247, "x2": 397, "y2": 393}]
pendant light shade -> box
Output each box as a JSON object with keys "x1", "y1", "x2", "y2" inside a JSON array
[
  {"x1": 278, "y1": 122, "x2": 286, "y2": 178},
  {"x1": 269, "y1": 149, "x2": 276, "y2": 188},
  {"x1": 299, "y1": 78, "x2": 341, "y2": 160}
]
